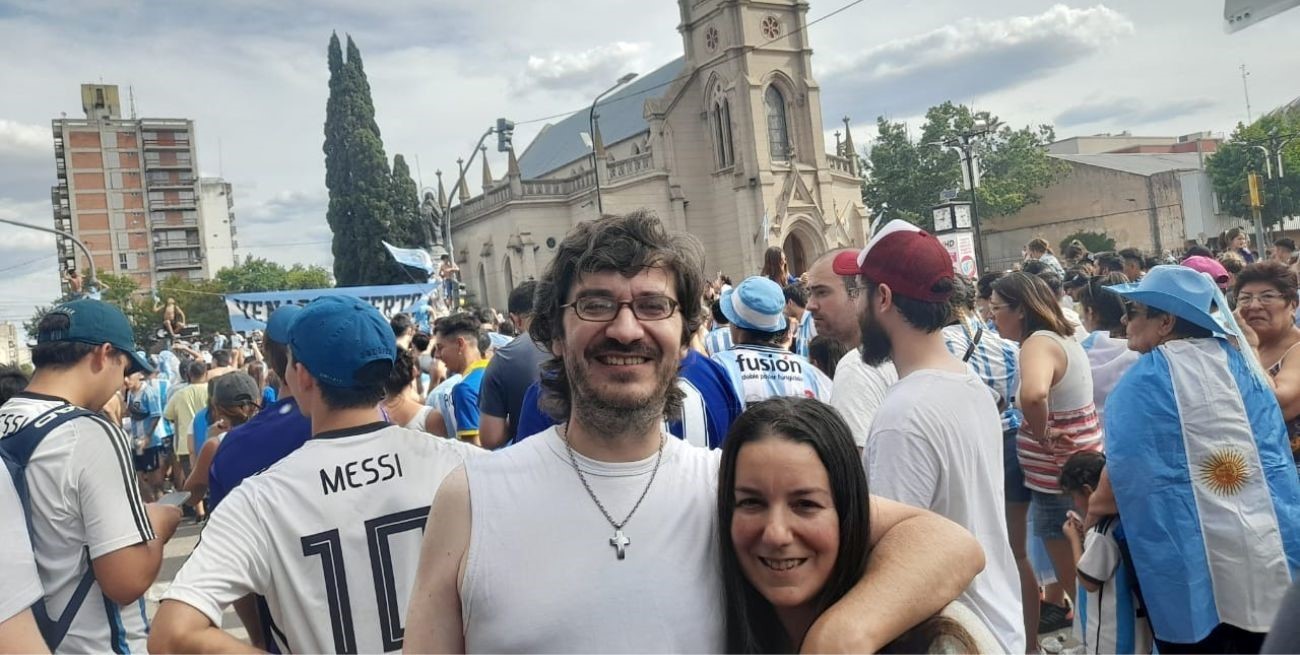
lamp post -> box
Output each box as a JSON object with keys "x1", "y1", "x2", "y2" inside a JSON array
[
  {"x1": 0, "y1": 217, "x2": 95, "y2": 285},
  {"x1": 931, "y1": 126, "x2": 990, "y2": 271},
  {"x1": 588, "y1": 73, "x2": 638, "y2": 215},
  {"x1": 1246, "y1": 130, "x2": 1299, "y2": 248}
]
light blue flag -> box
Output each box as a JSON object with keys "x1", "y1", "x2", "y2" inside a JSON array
[
  {"x1": 382, "y1": 241, "x2": 435, "y2": 275},
  {"x1": 1104, "y1": 337, "x2": 1300, "y2": 643}
]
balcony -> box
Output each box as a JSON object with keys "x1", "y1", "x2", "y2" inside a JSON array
[
  {"x1": 142, "y1": 139, "x2": 191, "y2": 150},
  {"x1": 827, "y1": 153, "x2": 856, "y2": 176},
  {"x1": 144, "y1": 158, "x2": 193, "y2": 171},
  {"x1": 147, "y1": 176, "x2": 195, "y2": 189},
  {"x1": 156, "y1": 255, "x2": 203, "y2": 270},
  {"x1": 148, "y1": 199, "x2": 197, "y2": 210},
  {"x1": 154, "y1": 237, "x2": 201, "y2": 250}
]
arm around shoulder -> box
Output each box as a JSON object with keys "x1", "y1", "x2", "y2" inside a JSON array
[
  {"x1": 803, "y1": 496, "x2": 983, "y2": 653},
  {"x1": 403, "y1": 465, "x2": 472, "y2": 653}
]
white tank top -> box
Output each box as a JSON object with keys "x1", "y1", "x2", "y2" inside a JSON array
[
  {"x1": 1029, "y1": 330, "x2": 1095, "y2": 413},
  {"x1": 403, "y1": 404, "x2": 435, "y2": 433},
  {"x1": 462, "y1": 426, "x2": 723, "y2": 653}
]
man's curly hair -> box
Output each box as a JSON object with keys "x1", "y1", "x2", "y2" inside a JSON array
[{"x1": 529, "y1": 210, "x2": 707, "y2": 422}]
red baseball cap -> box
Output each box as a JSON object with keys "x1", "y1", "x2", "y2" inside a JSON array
[{"x1": 832, "y1": 220, "x2": 955, "y2": 302}]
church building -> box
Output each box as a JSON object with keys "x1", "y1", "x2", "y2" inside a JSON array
[{"x1": 449, "y1": 0, "x2": 868, "y2": 309}]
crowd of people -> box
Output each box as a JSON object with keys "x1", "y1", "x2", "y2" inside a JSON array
[{"x1": 1, "y1": 211, "x2": 1299, "y2": 654}]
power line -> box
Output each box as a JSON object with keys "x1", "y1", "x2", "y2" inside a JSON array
[
  {"x1": 512, "y1": 0, "x2": 871, "y2": 127},
  {"x1": 0, "y1": 252, "x2": 56, "y2": 275}
]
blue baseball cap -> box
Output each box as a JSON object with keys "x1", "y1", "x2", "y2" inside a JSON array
[
  {"x1": 720, "y1": 276, "x2": 788, "y2": 332},
  {"x1": 37, "y1": 299, "x2": 154, "y2": 375},
  {"x1": 266, "y1": 304, "x2": 303, "y2": 344},
  {"x1": 287, "y1": 295, "x2": 396, "y2": 388}
]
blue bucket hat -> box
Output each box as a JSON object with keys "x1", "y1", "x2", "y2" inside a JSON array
[
  {"x1": 720, "y1": 276, "x2": 788, "y2": 333},
  {"x1": 1107, "y1": 265, "x2": 1225, "y2": 336},
  {"x1": 287, "y1": 295, "x2": 396, "y2": 388},
  {"x1": 38, "y1": 299, "x2": 154, "y2": 375}
]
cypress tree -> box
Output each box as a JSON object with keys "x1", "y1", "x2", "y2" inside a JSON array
[
  {"x1": 323, "y1": 33, "x2": 402, "y2": 286},
  {"x1": 389, "y1": 154, "x2": 427, "y2": 249}
]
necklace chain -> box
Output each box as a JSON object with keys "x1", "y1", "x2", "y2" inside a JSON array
[{"x1": 562, "y1": 426, "x2": 666, "y2": 531}]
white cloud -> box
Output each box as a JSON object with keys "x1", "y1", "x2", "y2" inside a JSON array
[
  {"x1": 818, "y1": 4, "x2": 1135, "y2": 120},
  {"x1": 1056, "y1": 96, "x2": 1219, "y2": 129},
  {"x1": 0, "y1": 119, "x2": 51, "y2": 155},
  {"x1": 515, "y1": 42, "x2": 650, "y2": 94}
]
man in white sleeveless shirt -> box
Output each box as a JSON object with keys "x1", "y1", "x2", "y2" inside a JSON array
[{"x1": 405, "y1": 211, "x2": 987, "y2": 653}]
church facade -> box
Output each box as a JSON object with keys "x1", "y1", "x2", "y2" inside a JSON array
[{"x1": 449, "y1": 0, "x2": 868, "y2": 309}]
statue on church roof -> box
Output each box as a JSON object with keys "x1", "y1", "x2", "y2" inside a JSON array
[{"x1": 420, "y1": 190, "x2": 445, "y2": 248}]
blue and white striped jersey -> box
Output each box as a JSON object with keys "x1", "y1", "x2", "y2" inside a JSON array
[
  {"x1": 425, "y1": 373, "x2": 463, "y2": 438},
  {"x1": 1075, "y1": 517, "x2": 1152, "y2": 654},
  {"x1": 942, "y1": 317, "x2": 1021, "y2": 432},
  {"x1": 711, "y1": 344, "x2": 831, "y2": 408},
  {"x1": 793, "y1": 310, "x2": 817, "y2": 359},
  {"x1": 704, "y1": 327, "x2": 734, "y2": 356}
]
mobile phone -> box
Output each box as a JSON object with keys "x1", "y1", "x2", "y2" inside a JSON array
[{"x1": 157, "y1": 491, "x2": 192, "y2": 507}]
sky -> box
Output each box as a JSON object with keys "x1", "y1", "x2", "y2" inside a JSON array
[{"x1": 0, "y1": 0, "x2": 1298, "y2": 330}]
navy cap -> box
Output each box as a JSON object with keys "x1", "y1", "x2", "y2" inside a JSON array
[
  {"x1": 266, "y1": 304, "x2": 303, "y2": 344},
  {"x1": 288, "y1": 295, "x2": 396, "y2": 388},
  {"x1": 38, "y1": 299, "x2": 154, "y2": 375},
  {"x1": 720, "y1": 276, "x2": 788, "y2": 332}
]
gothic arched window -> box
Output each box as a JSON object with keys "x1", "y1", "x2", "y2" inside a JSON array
[
  {"x1": 712, "y1": 98, "x2": 734, "y2": 168},
  {"x1": 764, "y1": 85, "x2": 790, "y2": 161}
]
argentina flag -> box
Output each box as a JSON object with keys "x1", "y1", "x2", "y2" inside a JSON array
[
  {"x1": 382, "y1": 240, "x2": 436, "y2": 275},
  {"x1": 1104, "y1": 337, "x2": 1300, "y2": 643}
]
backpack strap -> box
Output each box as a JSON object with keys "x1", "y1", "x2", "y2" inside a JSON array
[
  {"x1": 962, "y1": 326, "x2": 985, "y2": 363},
  {"x1": 0, "y1": 403, "x2": 102, "y2": 650}
]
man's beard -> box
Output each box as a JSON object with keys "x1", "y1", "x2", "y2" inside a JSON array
[
  {"x1": 567, "y1": 338, "x2": 680, "y2": 439},
  {"x1": 858, "y1": 302, "x2": 893, "y2": 367}
]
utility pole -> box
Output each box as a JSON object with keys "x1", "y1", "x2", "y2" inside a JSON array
[{"x1": 1241, "y1": 64, "x2": 1254, "y2": 124}]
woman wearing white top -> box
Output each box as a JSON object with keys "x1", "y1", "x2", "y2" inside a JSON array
[
  {"x1": 1075, "y1": 273, "x2": 1139, "y2": 423},
  {"x1": 380, "y1": 348, "x2": 440, "y2": 434},
  {"x1": 991, "y1": 272, "x2": 1104, "y2": 648}
]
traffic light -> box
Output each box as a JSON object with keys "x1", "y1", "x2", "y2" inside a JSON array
[
  {"x1": 1248, "y1": 172, "x2": 1263, "y2": 209},
  {"x1": 496, "y1": 118, "x2": 515, "y2": 152}
]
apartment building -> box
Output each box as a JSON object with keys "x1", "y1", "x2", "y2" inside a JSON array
[{"x1": 51, "y1": 83, "x2": 235, "y2": 295}]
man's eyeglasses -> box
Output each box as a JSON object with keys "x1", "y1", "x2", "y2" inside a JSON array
[
  {"x1": 1237, "y1": 292, "x2": 1288, "y2": 307},
  {"x1": 563, "y1": 295, "x2": 680, "y2": 322}
]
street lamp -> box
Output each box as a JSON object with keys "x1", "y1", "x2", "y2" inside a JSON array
[
  {"x1": 589, "y1": 72, "x2": 638, "y2": 215},
  {"x1": 929, "y1": 125, "x2": 990, "y2": 271},
  {"x1": 0, "y1": 217, "x2": 95, "y2": 285}
]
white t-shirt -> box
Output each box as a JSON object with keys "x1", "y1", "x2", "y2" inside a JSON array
[
  {"x1": 425, "y1": 373, "x2": 463, "y2": 438},
  {"x1": 0, "y1": 393, "x2": 156, "y2": 653},
  {"x1": 162, "y1": 423, "x2": 482, "y2": 653},
  {"x1": 0, "y1": 464, "x2": 43, "y2": 623},
  {"x1": 864, "y1": 370, "x2": 1025, "y2": 654},
  {"x1": 830, "y1": 351, "x2": 898, "y2": 447},
  {"x1": 461, "y1": 427, "x2": 723, "y2": 652}
]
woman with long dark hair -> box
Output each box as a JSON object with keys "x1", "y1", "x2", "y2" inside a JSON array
[
  {"x1": 718, "y1": 397, "x2": 996, "y2": 653},
  {"x1": 991, "y1": 272, "x2": 1103, "y2": 641},
  {"x1": 760, "y1": 246, "x2": 796, "y2": 286}
]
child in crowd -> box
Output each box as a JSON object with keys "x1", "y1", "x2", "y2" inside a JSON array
[{"x1": 1060, "y1": 452, "x2": 1151, "y2": 654}]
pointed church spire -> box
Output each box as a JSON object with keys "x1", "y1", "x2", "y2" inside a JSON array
[
  {"x1": 480, "y1": 145, "x2": 493, "y2": 190},
  {"x1": 592, "y1": 121, "x2": 606, "y2": 159},
  {"x1": 435, "y1": 170, "x2": 447, "y2": 209},
  {"x1": 506, "y1": 145, "x2": 521, "y2": 178},
  {"x1": 841, "y1": 116, "x2": 857, "y2": 177},
  {"x1": 456, "y1": 158, "x2": 470, "y2": 202}
]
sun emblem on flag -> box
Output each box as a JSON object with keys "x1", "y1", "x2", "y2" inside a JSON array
[{"x1": 1197, "y1": 448, "x2": 1251, "y2": 495}]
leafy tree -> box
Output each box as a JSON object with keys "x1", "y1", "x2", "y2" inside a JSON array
[
  {"x1": 863, "y1": 102, "x2": 1068, "y2": 230},
  {"x1": 156, "y1": 276, "x2": 231, "y2": 335},
  {"x1": 323, "y1": 33, "x2": 404, "y2": 286},
  {"x1": 1206, "y1": 110, "x2": 1300, "y2": 228},
  {"x1": 215, "y1": 257, "x2": 332, "y2": 293},
  {"x1": 1060, "y1": 231, "x2": 1115, "y2": 254}
]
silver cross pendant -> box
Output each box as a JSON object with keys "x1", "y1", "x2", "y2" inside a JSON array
[{"x1": 610, "y1": 528, "x2": 630, "y2": 560}]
